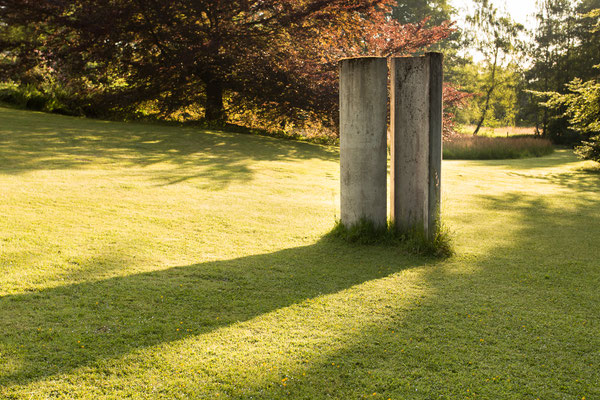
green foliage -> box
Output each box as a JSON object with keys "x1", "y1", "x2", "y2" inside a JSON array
[
  {"x1": 0, "y1": 83, "x2": 47, "y2": 110},
  {"x1": 0, "y1": 82, "x2": 84, "y2": 116},
  {"x1": 553, "y1": 78, "x2": 600, "y2": 135},
  {"x1": 462, "y1": 0, "x2": 523, "y2": 135},
  {"x1": 443, "y1": 136, "x2": 555, "y2": 160},
  {"x1": 326, "y1": 219, "x2": 453, "y2": 258},
  {"x1": 539, "y1": 72, "x2": 600, "y2": 158},
  {"x1": 525, "y1": 1, "x2": 600, "y2": 139},
  {"x1": 576, "y1": 134, "x2": 600, "y2": 162},
  {"x1": 568, "y1": 74, "x2": 600, "y2": 162},
  {"x1": 450, "y1": 62, "x2": 522, "y2": 127},
  {"x1": 466, "y1": 0, "x2": 524, "y2": 60},
  {"x1": 391, "y1": 0, "x2": 453, "y2": 26}
]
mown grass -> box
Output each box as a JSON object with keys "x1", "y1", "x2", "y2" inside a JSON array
[
  {"x1": 1, "y1": 107, "x2": 599, "y2": 399},
  {"x1": 444, "y1": 135, "x2": 555, "y2": 160}
]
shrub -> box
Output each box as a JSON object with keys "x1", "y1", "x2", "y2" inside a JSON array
[
  {"x1": 0, "y1": 84, "x2": 51, "y2": 111},
  {"x1": 575, "y1": 134, "x2": 600, "y2": 163},
  {"x1": 0, "y1": 84, "x2": 28, "y2": 107},
  {"x1": 25, "y1": 93, "x2": 49, "y2": 111},
  {"x1": 443, "y1": 136, "x2": 554, "y2": 160},
  {"x1": 536, "y1": 72, "x2": 600, "y2": 146}
]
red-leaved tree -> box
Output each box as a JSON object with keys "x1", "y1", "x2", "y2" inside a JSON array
[
  {"x1": 0, "y1": 0, "x2": 454, "y2": 130},
  {"x1": 442, "y1": 84, "x2": 473, "y2": 141}
]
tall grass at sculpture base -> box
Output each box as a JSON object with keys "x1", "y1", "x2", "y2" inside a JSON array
[{"x1": 326, "y1": 219, "x2": 453, "y2": 258}]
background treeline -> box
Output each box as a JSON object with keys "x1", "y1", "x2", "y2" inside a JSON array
[
  {"x1": 0, "y1": 0, "x2": 599, "y2": 154},
  {"x1": 449, "y1": 0, "x2": 600, "y2": 149}
]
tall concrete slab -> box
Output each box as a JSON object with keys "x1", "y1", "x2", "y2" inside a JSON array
[
  {"x1": 428, "y1": 53, "x2": 443, "y2": 235},
  {"x1": 390, "y1": 53, "x2": 443, "y2": 237},
  {"x1": 339, "y1": 57, "x2": 388, "y2": 228}
]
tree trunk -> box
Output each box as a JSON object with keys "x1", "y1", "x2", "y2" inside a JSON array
[
  {"x1": 532, "y1": 92, "x2": 540, "y2": 136},
  {"x1": 542, "y1": 108, "x2": 548, "y2": 138},
  {"x1": 473, "y1": 83, "x2": 496, "y2": 136},
  {"x1": 473, "y1": 48, "x2": 498, "y2": 136},
  {"x1": 542, "y1": 73, "x2": 549, "y2": 137},
  {"x1": 473, "y1": 92, "x2": 491, "y2": 136},
  {"x1": 205, "y1": 78, "x2": 225, "y2": 122}
]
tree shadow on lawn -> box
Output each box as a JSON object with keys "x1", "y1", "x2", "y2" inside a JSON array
[
  {"x1": 0, "y1": 107, "x2": 337, "y2": 187},
  {"x1": 241, "y1": 193, "x2": 600, "y2": 399},
  {"x1": 507, "y1": 169, "x2": 600, "y2": 193},
  {"x1": 0, "y1": 239, "x2": 424, "y2": 389},
  {"x1": 469, "y1": 149, "x2": 581, "y2": 170}
]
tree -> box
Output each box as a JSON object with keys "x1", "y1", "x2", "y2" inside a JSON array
[
  {"x1": 465, "y1": 0, "x2": 523, "y2": 135},
  {"x1": 442, "y1": 84, "x2": 473, "y2": 140},
  {"x1": 526, "y1": 0, "x2": 600, "y2": 141},
  {"x1": 391, "y1": 0, "x2": 453, "y2": 26},
  {"x1": 541, "y1": 63, "x2": 600, "y2": 162},
  {"x1": 449, "y1": 60, "x2": 522, "y2": 127},
  {"x1": 526, "y1": 0, "x2": 575, "y2": 137},
  {"x1": 0, "y1": 0, "x2": 452, "y2": 127}
]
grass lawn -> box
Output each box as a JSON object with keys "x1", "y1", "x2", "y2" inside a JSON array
[{"x1": 1, "y1": 107, "x2": 599, "y2": 399}]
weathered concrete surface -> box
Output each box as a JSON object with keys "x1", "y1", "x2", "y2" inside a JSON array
[
  {"x1": 428, "y1": 53, "x2": 443, "y2": 235},
  {"x1": 339, "y1": 57, "x2": 388, "y2": 228},
  {"x1": 390, "y1": 53, "x2": 443, "y2": 237}
]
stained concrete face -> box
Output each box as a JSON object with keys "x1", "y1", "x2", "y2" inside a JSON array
[
  {"x1": 339, "y1": 57, "x2": 388, "y2": 228},
  {"x1": 390, "y1": 53, "x2": 443, "y2": 237},
  {"x1": 427, "y1": 53, "x2": 443, "y2": 235}
]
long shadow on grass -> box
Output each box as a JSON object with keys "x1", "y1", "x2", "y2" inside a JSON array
[
  {"x1": 244, "y1": 192, "x2": 600, "y2": 399},
  {"x1": 0, "y1": 240, "x2": 424, "y2": 388},
  {"x1": 507, "y1": 169, "x2": 600, "y2": 193},
  {"x1": 466, "y1": 149, "x2": 580, "y2": 170},
  {"x1": 0, "y1": 108, "x2": 337, "y2": 187}
]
